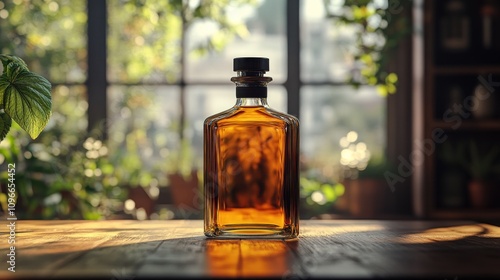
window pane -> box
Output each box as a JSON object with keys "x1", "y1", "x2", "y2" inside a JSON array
[
  {"x1": 300, "y1": 0, "x2": 357, "y2": 82},
  {"x1": 107, "y1": 86, "x2": 180, "y2": 182},
  {"x1": 0, "y1": 0, "x2": 87, "y2": 83},
  {"x1": 186, "y1": 0, "x2": 287, "y2": 83},
  {"x1": 43, "y1": 85, "x2": 88, "y2": 142},
  {"x1": 185, "y1": 85, "x2": 287, "y2": 170},
  {"x1": 107, "y1": 1, "x2": 181, "y2": 83},
  {"x1": 300, "y1": 86, "x2": 386, "y2": 180},
  {"x1": 107, "y1": 83, "x2": 285, "y2": 186}
]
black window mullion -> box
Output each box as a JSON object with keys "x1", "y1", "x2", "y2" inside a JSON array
[
  {"x1": 87, "y1": 0, "x2": 108, "y2": 138},
  {"x1": 286, "y1": 0, "x2": 300, "y2": 119}
]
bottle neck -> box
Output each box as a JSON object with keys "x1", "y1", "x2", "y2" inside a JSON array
[
  {"x1": 235, "y1": 97, "x2": 269, "y2": 107},
  {"x1": 231, "y1": 71, "x2": 273, "y2": 99}
]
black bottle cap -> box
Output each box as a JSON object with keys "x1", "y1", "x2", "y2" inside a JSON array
[{"x1": 233, "y1": 57, "x2": 269, "y2": 72}]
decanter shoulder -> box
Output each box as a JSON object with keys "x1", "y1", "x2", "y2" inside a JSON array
[
  {"x1": 204, "y1": 107, "x2": 238, "y2": 127},
  {"x1": 266, "y1": 108, "x2": 300, "y2": 127}
]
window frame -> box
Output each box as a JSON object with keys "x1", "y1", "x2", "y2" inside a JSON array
[
  {"x1": 86, "y1": 0, "x2": 409, "y2": 173},
  {"x1": 86, "y1": 0, "x2": 301, "y2": 131}
]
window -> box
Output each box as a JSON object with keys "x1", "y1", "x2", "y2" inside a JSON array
[
  {"x1": 103, "y1": 0, "x2": 385, "y2": 178},
  {"x1": 300, "y1": 1, "x2": 386, "y2": 184},
  {"x1": 105, "y1": 0, "x2": 288, "y2": 178},
  {"x1": 0, "y1": 0, "x2": 387, "y2": 219}
]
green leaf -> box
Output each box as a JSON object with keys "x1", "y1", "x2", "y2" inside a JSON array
[
  {"x1": 0, "y1": 54, "x2": 29, "y2": 70},
  {"x1": 0, "y1": 62, "x2": 52, "y2": 139},
  {"x1": 321, "y1": 184, "x2": 337, "y2": 202},
  {"x1": 0, "y1": 111, "x2": 12, "y2": 142},
  {"x1": 386, "y1": 73, "x2": 398, "y2": 84}
]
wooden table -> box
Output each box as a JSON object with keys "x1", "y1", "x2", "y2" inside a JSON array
[{"x1": 1, "y1": 220, "x2": 500, "y2": 279}]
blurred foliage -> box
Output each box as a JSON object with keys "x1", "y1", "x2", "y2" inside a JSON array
[
  {"x1": 324, "y1": 0, "x2": 412, "y2": 96},
  {"x1": 0, "y1": 0, "x2": 87, "y2": 83},
  {"x1": 300, "y1": 157, "x2": 346, "y2": 218},
  {"x1": 107, "y1": 87, "x2": 168, "y2": 187},
  {"x1": 0, "y1": 86, "x2": 123, "y2": 219},
  {"x1": 0, "y1": 0, "x2": 256, "y2": 219},
  {"x1": 108, "y1": 0, "x2": 256, "y2": 82},
  {"x1": 300, "y1": 176, "x2": 345, "y2": 219},
  {"x1": 106, "y1": 0, "x2": 257, "y2": 173}
]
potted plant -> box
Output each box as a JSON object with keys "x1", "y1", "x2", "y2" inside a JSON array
[
  {"x1": 438, "y1": 141, "x2": 468, "y2": 208},
  {"x1": 460, "y1": 140, "x2": 500, "y2": 208},
  {"x1": 347, "y1": 159, "x2": 394, "y2": 218},
  {"x1": 165, "y1": 139, "x2": 201, "y2": 216}
]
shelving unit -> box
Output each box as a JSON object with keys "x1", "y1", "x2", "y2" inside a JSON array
[
  {"x1": 431, "y1": 120, "x2": 500, "y2": 131},
  {"x1": 413, "y1": 0, "x2": 500, "y2": 220},
  {"x1": 434, "y1": 66, "x2": 500, "y2": 75}
]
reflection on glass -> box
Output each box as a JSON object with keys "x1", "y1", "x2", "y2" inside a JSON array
[
  {"x1": 300, "y1": 86, "x2": 386, "y2": 181},
  {"x1": 205, "y1": 240, "x2": 291, "y2": 277}
]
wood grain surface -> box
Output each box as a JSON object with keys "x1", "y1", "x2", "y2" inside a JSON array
[{"x1": 1, "y1": 220, "x2": 499, "y2": 279}]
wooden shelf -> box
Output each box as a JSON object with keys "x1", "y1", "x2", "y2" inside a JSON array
[
  {"x1": 430, "y1": 209, "x2": 500, "y2": 220},
  {"x1": 413, "y1": 0, "x2": 500, "y2": 220},
  {"x1": 433, "y1": 66, "x2": 500, "y2": 75},
  {"x1": 430, "y1": 120, "x2": 500, "y2": 131}
]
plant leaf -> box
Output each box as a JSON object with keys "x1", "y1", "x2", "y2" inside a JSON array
[
  {"x1": 0, "y1": 111, "x2": 12, "y2": 142},
  {"x1": 0, "y1": 54, "x2": 29, "y2": 70},
  {"x1": 0, "y1": 62, "x2": 52, "y2": 139}
]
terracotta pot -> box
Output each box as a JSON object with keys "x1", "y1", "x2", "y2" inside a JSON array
[
  {"x1": 348, "y1": 179, "x2": 386, "y2": 218},
  {"x1": 334, "y1": 180, "x2": 350, "y2": 213},
  {"x1": 468, "y1": 180, "x2": 495, "y2": 208},
  {"x1": 128, "y1": 187, "x2": 156, "y2": 217},
  {"x1": 168, "y1": 170, "x2": 200, "y2": 210}
]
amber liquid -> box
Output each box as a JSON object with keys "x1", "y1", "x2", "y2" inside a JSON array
[{"x1": 204, "y1": 104, "x2": 299, "y2": 238}]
